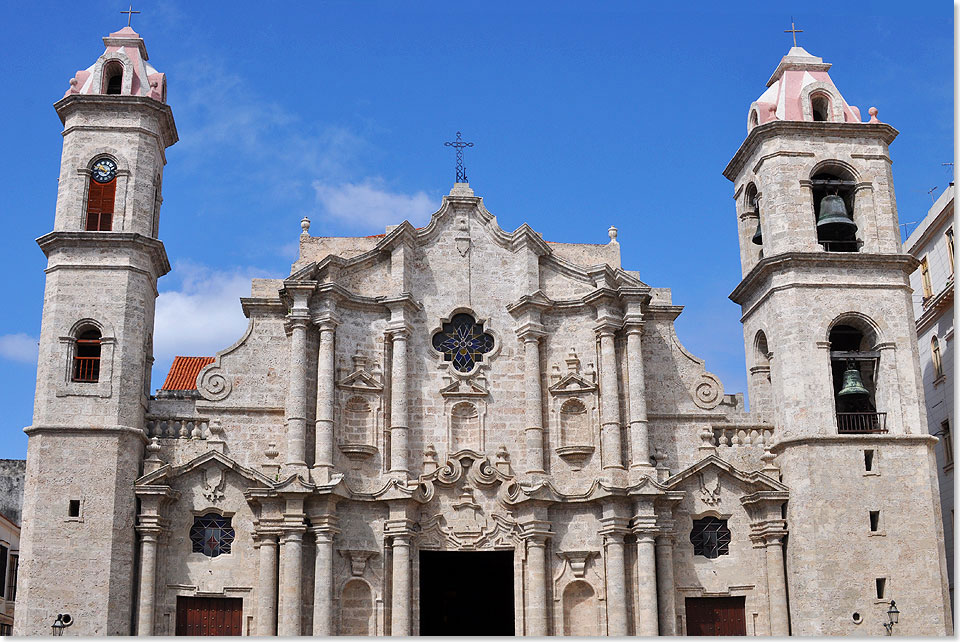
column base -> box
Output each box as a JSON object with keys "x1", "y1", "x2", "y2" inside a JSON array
[{"x1": 310, "y1": 465, "x2": 336, "y2": 485}]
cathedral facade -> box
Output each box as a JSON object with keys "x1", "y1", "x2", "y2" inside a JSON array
[{"x1": 13, "y1": 26, "x2": 952, "y2": 636}]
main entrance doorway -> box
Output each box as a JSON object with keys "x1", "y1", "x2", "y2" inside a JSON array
[
  {"x1": 419, "y1": 550, "x2": 514, "y2": 635},
  {"x1": 175, "y1": 596, "x2": 243, "y2": 636},
  {"x1": 685, "y1": 596, "x2": 747, "y2": 636}
]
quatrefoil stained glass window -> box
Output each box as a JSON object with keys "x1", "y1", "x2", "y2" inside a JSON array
[
  {"x1": 190, "y1": 513, "x2": 235, "y2": 558},
  {"x1": 431, "y1": 313, "x2": 494, "y2": 373},
  {"x1": 690, "y1": 516, "x2": 731, "y2": 559}
]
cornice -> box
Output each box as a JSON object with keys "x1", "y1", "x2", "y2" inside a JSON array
[
  {"x1": 37, "y1": 230, "x2": 171, "y2": 277},
  {"x1": 729, "y1": 252, "x2": 919, "y2": 305},
  {"x1": 915, "y1": 280, "x2": 954, "y2": 335},
  {"x1": 723, "y1": 121, "x2": 899, "y2": 182},
  {"x1": 54, "y1": 93, "x2": 178, "y2": 148}
]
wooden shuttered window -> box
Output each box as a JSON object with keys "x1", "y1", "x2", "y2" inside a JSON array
[{"x1": 85, "y1": 177, "x2": 116, "y2": 231}]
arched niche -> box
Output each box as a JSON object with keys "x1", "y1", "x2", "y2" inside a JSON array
[
  {"x1": 340, "y1": 578, "x2": 373, "y2": 636},
  {"x1": 562, "y1": 580, "x2": 598, "y2": 636}
]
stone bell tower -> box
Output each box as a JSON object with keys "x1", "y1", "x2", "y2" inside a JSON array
[
  {"x1": 14, "y1": 26, "x2": 176, "y2": 635},
  {"x1": 724, "y1": 46, "x2": 951, "y2": 635}
]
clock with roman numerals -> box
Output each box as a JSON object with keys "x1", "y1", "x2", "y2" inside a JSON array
[{"x1": 91, "y1": 158, "x2": 117, "y2": 183}]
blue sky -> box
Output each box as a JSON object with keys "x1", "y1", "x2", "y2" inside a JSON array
[{"x1": 0, "y1": 2, "x2": 952, "y2": 459}]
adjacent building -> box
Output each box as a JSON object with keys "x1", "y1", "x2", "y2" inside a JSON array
[
  {"x1": 11, "y1": 26, "x2": 953, "y2": 637},
  {"x1": 905, "y1": 183, "x2": 954, "y2": 616}
]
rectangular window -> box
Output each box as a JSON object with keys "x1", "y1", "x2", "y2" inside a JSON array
[
  {"x1": 947, "y1": 227, "x2": 955, "y2": 274},
  {"x1": 876, "y1": 577, "x2": 887, "y2": 599},
  {"x1": 85, "y1": 177, "x2": 116, "y2": 231},
  {"x1": 869, "y1": 510, "x2": 881, "y2": 532},
  {"x1": 68, "y1": 499, "x2": 80, "y2": 518},
  {"x1": 864, "y1": 449, "x2": 875, "y2": 472},
  {"x1": 920, "y1": 257, "x2": 933, "y2": 301},
  {"x1": 6, "y1": 555, "x2": 16, "y2": 601},
  {"x1": 942, "y1": 420, "x2": 953, "y2": 466}
]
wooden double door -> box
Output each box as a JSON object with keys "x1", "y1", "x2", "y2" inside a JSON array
[
  {"x1": 175, "y1": 596, "x2": 243, "y2": 636},
  {"x1": 685, "y1": 596, "x2": 747, "y2": 636}
]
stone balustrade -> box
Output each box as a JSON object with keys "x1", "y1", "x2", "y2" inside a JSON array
[
  {"x1": 712, "y1": 424, "x2": 774, "y2": 450},
  {"x1": 145, "y1": 416, "x2": 210, "y2": 440}
]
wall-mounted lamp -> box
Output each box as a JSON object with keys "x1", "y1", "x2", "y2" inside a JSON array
[
  {"x1": 883, "y1": 600, "x2": 899, "y2": 636},
  {"x1": 51, "y1": 613, "x2": 73, "y2": 636}
]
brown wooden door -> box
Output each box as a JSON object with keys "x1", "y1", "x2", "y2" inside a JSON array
[
  {"x1": 685, "y1": 596, "x2": 746, "y2": 636},
  {"x1": 176, "y1": 596, "x2": 243, "y2": 636}
]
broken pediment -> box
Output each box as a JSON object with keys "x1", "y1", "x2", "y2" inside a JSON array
[
  {"x1": 338, "y1": 348, "x2": 384, "y2": 392},
  {"x1": 439, "y1": 375, "x2": 490, "y2": 398},
  {"x1": 548, "y1": 348, "x2": 598, "y2": 396}
]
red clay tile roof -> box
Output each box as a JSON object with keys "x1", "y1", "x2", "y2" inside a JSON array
[{"x1": 161, "y1": 356, "x2": 214, "y2": 391}]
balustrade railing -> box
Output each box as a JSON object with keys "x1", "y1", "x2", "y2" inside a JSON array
[
  {"x1": 837, "y1": 412, "x2": 887, "y2": 434},
  {"x1": 145, "y1": 416, "x2": 210, "y2": 439},
  {"x1": 712, "y1": 425, "x2": 774, "y2": 449},
  {"x1": 72, "y1": 356, "x2": 100, "y2": 382}
]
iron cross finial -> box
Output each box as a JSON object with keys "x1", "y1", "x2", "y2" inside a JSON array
[
  {"x1": 444, "y1": 131, "x2": 474, "y2": 183},
  {"x1": 784, "y1": 17, "x2": 803, "y2": 48},
  {"x1": 121, "y1": 4, "x2": 141, "y2": 27}
]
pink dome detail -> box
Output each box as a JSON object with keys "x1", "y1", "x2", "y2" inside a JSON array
[{"x1": 63, "y1": 26, "x2": 166, "y2": 103}]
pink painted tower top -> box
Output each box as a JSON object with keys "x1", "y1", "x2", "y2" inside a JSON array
[
  {"x1": 748, "y1": 46, "x2": 867, "y2": 133},
  {"x1": 63, "y1": 26, "x2": 166, "y2": 102}
]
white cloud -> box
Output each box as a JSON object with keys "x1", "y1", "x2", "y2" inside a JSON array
[
  {"x1": 0, "y1": 333, "x2": 39, "y2": 364},
  {"x1": 153, "y1": 262, "x2": 276, "y2": 378},
  {"x1": 313, "y1": 179, "x2": 437, "y2": 232}
]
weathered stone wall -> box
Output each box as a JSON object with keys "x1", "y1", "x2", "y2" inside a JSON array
[{"x1": 0, "y1": 460, "x2": 25, "y2": 525}]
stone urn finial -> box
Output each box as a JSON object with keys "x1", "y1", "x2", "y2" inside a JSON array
[
  {"x1": 143, "y1": 437, "x2": 164, "y2": 474},
  {"x1": 608, "y1": 226, "x2": 618, "y2": 243},
  {"x1": 495, "y1": 444, "x2": 512, "y2": 475},
  {"x1": 423, "y1": 444, "x2": 439, "y2": 474},
  {"x1": 300, "y1": 216, "x2": 311, "y2": 236},
  {"x1": 262, "y1": 442, "x2": 281, "y2": 480},
  {"x1": 566, "y1": 348, "x2": 580, "y2": 374},
  {"x1": 868, "y1": 107, "x2": 879, "y2": 123}
]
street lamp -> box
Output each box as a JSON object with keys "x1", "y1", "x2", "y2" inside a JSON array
[
  {"x1": 51, "y1": 613, "x2": 73, "y2": 636},
  {"x1": 883, "y1": 600, "x2": 899, "y2": 636}
]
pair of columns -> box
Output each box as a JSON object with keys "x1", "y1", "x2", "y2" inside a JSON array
[
  {"x1": 285, "y1": 313, "x2": 412, "y2": 481},
  {"x1": 254, "y1": 524, "x2": 339, "y2": 636},
  {"x1": 518, "y1": 319, "x2": 650, "y2": 474}
]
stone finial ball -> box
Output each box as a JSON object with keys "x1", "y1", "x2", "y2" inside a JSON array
[
  {"x1": 69, "y1": 77, "x2": 78, "y2": 87},
  {"x1": 868, "y1": 107, "x2": 878, "y2": 116}
]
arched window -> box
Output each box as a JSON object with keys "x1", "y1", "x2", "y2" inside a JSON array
[
  {"x1": 72, "y1": 327, "x2": 101, "y2": 382},
  {"x1": 744, "y1": 183, "x2": 762, "y2": 249},
  {"x1": 811, "y1": 93, "x2": 831, "y2": 122},
  {"x1": 86, "y1": 158, "x2": 117, "y2": 231},
  {"x1": 829, "y1": 322, "x2": 883, "y2": 433},
  {"x1": 102, "y1": 61, "x2": 123, "y2": 95},
  {"x1": 811, "y1": 166, "x2": 859, "y2": 252},
  {"x1": 932, "y1": 335, "x2": 944, "y2": 379}
]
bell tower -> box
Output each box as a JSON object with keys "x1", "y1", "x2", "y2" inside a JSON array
[
  {"x1": 14, "y1": 26, "x2": 176, "y2": 635},
  {"x1": 725, "y1": 46, "x2": 952, "y2": 635}
]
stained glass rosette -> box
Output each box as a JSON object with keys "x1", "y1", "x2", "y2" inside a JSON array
[{"x1": 431, "y1": 313, "x2": 494, "y2": 373}]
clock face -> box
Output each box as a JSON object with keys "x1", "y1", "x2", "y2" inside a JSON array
[{"x1": 91, "y1": 158, "x2": 117, "y2": 183}]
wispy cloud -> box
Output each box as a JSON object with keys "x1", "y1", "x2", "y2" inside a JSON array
[
  {"x1": 313, "y1": 178, "x2": 437, "y2": 232},
  {"x1": 153, "y1": 261, "x2": 277, "y2": 376},
  {"x1": 0, "y1": 333, "x2": 39, "y2": 364}
]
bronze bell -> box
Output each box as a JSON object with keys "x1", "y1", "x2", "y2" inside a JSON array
[
  {"x1": 751, "y1": 218, "x2": 763, "y2": 245},
  {"x1": 838, "y1": 362, "x2": 870, "y2": 397},
  {"x1": 816, "y1": 194, "x2": 858, "y2": 241}
]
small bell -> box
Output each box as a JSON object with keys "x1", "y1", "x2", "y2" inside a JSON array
[
  {"x1": 816, "y1": 194, "x2": 858, "y2": 241},
  {"x1": 751, "y1": 218, "x2": 763, "y2": 245},
  {"x1": 838, "y1": 362, "x2": 870, "y2": 397}
]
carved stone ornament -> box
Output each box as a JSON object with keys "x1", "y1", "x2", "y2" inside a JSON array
[
  {"x1": 697, "y1": 470, "x2": 721, "y2": 506},
  {"x1": 692, "y1": 372, "x2": 724, "y2": 409},
  {"x1": 201, "y1": 465, "x2": 227, "y2": 503},
  {"x1": 197, "y1": 365, "x2": 232, "y2": 401},
  {"x1": 557, "y1": 550, "x2": 598, "y2": 579},
  {"x1": 340, "y1": 550, "x2": 378, "y2": 577}
]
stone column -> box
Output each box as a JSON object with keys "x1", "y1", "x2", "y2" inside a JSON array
[
  {"x1": 655, "y1": 534, "x2": 676, "y2": 636},
  {"x1": 389, "y1": 328, "x2": 410, "y2": 477},
  {"x1": 635, "y1": 532, "x2": 659, "y2": 636},
  {"x1": 525, "y1": 536, "x2": 550, "y2": 636},
  {"x1": 624, "y1": 322, "x2": 651, "y2": 469},
  {"x1": 314, "y1": 317, "x2": 337, "y2": 482},
  {"x1": 604, "y1": 533, "x2": 629, "y2": 636},
  {"x1": 256, "y1": 535, "x2": 279, "y2": 636},
  {"x1": 135, "y1": 529, "x2": 159, "y2": 636},
  {"x1": 597, "y1": 325, "x2": 625, "y2": 469},
  {"x1": 312, "y1": 525, "x2": 338, "y2": 636},
  {"x1": 286, "y1": 316, "x2": 310, "y2": 469},
  {"x1": 390, "y1": 534, "x2": 412, "y2": 635},
  {"x1": 764, "y1": 534, "x2": 790, "y2": 636},
  {"x1": 279, "y1": 530, "x2": 304, "y2": 636},
  {"x1": 519, "y1": 329, "x2": 546, "y2": 474}
]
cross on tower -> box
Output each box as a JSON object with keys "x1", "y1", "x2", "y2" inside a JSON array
[
  {"x1": 784, "y1": 17, "x2": 803, "y2": 48},
  {"x1": 444, "y1": 131, "x2": 474, "y2": 183},
  {"x1": 121, "y1": 4, "x2": 140, "y2": 27}
]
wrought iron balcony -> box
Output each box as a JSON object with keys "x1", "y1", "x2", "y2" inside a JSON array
[{"x1": 837, "y1": 412, "x2": 887, "y2": 434}]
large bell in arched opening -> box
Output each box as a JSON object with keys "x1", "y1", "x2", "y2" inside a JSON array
[
  {"x1": 751, "y1": 218, "x2": 763, "y2": 245},
  {"x1": 837, "y1": 362, "x2": 870, "y2": 397},
  {"x1": 816, "y1": 194, "x2": 858, "y2": 241}
]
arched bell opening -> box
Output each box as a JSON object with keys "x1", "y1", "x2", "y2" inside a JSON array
[
  {"x1": 828, "y1": 322, "x2": 883, "y2": 433},
  {"x1": 811, "y1": 165, "x2": 860, "y2": 252},
  {"x1": 811, "y1": 92, "x2": 832, "y2": 122}
]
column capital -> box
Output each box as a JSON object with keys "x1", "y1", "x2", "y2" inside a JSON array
[
  {"x1": 136, "y1": 526, "x2": 163, "y2": 541},
  {"x1": 598, "y1": 516, "x2": 631, "y2": 539},
  {"x1": 622, "y1": 319, "x2": 645, "y2": 335},
  {"x1": 594, "y1": 319, "x2": 623, "y2": 336},
  {"x1": 386, "y1": 322, "x2": 413, "y2": 339},
  {"x1": 518, "y1": 520, "x2": 553, "y2": 543},
  {"x1": 312, "y1": 313, "x2": 340, "y2": 332},
  {"x1": 516, "y1": 322, "x2": 546, "y2": 341},
  {"x1": 284, "y1": 314, "x2": 311, "y2": 333},
  {"x1": 280, "y1": 528, "x2": 306, "y2": 544},
  {"x1": 384, "y1": 517, "x2": 417, "y2": 539},
  {"x1": 254, "y1": 532, "x2": 281, "y2": 548}
]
